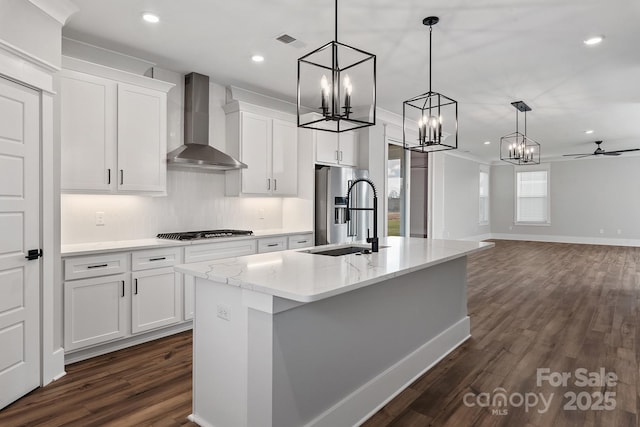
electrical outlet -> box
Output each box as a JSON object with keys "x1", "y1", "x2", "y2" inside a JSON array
[
  {"x1": 216, "y1": 304, "x2": 230, "y2": 321},
  {"x1": 258, "y1": 208, "x2": 265, "y2": 219},
  {"x1": 599, "y1": 229, "x2": 604, "y2": 234},
  {"x1": 95, "y1": 212, "x2": 105, "y2": 226},
  {"x1": 617, "y1": 229, "x2": 622, "y2": 235}
]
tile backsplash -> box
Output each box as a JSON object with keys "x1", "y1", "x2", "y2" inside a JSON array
[{"x1": 61, "y1": 169, "x2": 285, "y2": 244}]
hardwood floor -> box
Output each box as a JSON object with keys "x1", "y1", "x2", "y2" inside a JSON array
[{"x1": 1, "y1": 240, "x2": 638, "y2": 426}]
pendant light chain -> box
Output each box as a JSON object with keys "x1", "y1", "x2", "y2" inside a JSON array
[
  {"x1": 334, "y1": 0, "x2": 338, "y2": 42},
  {"x1": 429, "y1": 25, "x2": 432, "y2": 93}
]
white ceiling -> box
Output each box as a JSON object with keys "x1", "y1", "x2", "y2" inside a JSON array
[{"x1": 63, "y1": 0, "x2": 640, "y2": 161}]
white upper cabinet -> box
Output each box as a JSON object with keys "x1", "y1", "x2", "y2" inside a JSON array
[
  {"x1": 271, "y1": 119, "x2": 298, "y2": 195},
  {"x1": 59, "y1": 70, "x2": 116, "y2": 191},
  {"x1": 225, "y1": 102, "x2": 298, "y2": 196},
  {"x1": 315, "y1": 130, "x2": 358, "y2": 167},
  {"x1": 240, "y1": 112, "x2": 271, "y2": 194},
  {"x1": 58, "y1": 57, "x2": 173, "y2": 195},
  {"x1": 117, "y1": 83, "x2": 167, "y2": 192}
]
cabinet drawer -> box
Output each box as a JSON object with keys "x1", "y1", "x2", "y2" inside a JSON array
[
  {"x1": 64, "y1": 253, "x2": 128, "y2": 280},
  {"x1": 132, "y1": 247, "x2": 181, "y2": 271},
  {"x1": 288, "y1": 233, "x2": 314, "y2": 249},
  {"x1": 257, "y1": 236, "x2": 287, "y2": 254},
  {"x1": 185, "y1": 239, "x2": 257, "y2": 263}
]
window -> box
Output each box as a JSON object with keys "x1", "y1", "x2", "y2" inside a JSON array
[
  {"x1": 515, "y1": 166, "x2": 550, "y2": 224},
  {"x1": 387, "y1": 144, "x2": 405, "y2": 236},
  {"x1": 479, "y1": 168, "x2": 489, "y2": 225}
]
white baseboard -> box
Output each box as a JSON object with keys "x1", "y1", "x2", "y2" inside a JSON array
[
  {"x1": 188, "y1": 414, "x2": 215, "y2": 427},
  {"x1": 51, "y1": 348, "x2": 66, "y2": 381},
  {"x1": 460, "y1": 233, "x2": 493, "y2": 242},
  {"x1": 64, "y1": 322, "x2": 192, "y2": 365},
  {"x1": 307, "y1": 317, "x2": 471, "y2": 427},
  {"x1": 490, "y1": 233, "x2": 640, "y2": 247}
]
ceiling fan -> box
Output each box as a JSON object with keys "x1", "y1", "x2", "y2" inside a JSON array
[{"x1": 563, "y1": 141, "x2": 640, "y2": 158}]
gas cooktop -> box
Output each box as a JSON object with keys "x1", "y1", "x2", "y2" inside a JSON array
[{"x1": 157, "y1": 229, "x2": 253, "y2": 241}]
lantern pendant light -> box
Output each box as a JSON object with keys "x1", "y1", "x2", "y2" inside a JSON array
[
  {"x1": 500, "y1": 101, "x2": 541, "y2": 165},
  {"x1": 297, "y1": 0, "x2": 376, "y2": 133},
  {"x1": 403, "y1": 16, "x2": 458, "y2": 153}
]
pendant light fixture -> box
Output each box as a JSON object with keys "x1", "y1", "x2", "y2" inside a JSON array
[
  {"x1": 403, "y1": 17, "x2": 457, "y2": 153},
  {"x1": 297, "y1": 0, "x2": 376, "y2": 133},
  {"x1": 500, "y1": 101, "x2": 541, "y2": 165}
]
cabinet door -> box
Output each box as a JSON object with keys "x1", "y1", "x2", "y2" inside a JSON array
[
  {"x1": 338, "y1": 131, "x2": 358, "y2": 166},
  {"x1": 59, "y1": 70, "x2": 116, "y2": 191},
  {"x1": 315, "y1": 131, "x2": 340, "y2": 165},
  {"x1": 131, "y1": 267, "x2": 181, "y2": 334},
  {"x1": 64, "y1": 274, "x2": 128, "y2": 351},
  {"x1": 272, "y1": 119, "x2": 298, "y2": 196},
  {"x1": 240, "y1": 112, "x2": 271, "y2": 194},
  {"x1": 117, "y1": 83, "x2": 167, "y2": 193}
]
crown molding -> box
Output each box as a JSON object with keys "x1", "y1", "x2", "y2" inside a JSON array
[{"x1": 28, "y1": 0, "x2": 79, "y2": 25}]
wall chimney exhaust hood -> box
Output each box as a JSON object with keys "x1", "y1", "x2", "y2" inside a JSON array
[{"x1": 167, "y1": 72, "x2": 247, "y2": 170}]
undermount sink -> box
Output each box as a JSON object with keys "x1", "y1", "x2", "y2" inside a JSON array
[{"x1": 301, "y1": 245, "x2": 388, "y2": 257}]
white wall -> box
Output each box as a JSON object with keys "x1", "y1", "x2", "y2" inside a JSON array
[
  {"x1": 431, "y1": 153, "x2": 491, "y2": 240},
  {"x1": 491, "y1": 156, "x2": 640, "y2": 243}
]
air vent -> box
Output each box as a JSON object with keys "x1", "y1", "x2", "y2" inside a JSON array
[{"x1": 276, "y1": 34, "x2": 297, "y2": 44}]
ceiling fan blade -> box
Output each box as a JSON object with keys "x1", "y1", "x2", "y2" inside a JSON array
[
  {"x1": 562, "y1": 153, "x2": 590, "y2": 156},
  {"x1": 608, "y1": 148, "x2": 640, "y2": 154},
  {"x1": 574, "y1": 154, "x2": 594, "y2": 159},
  {"x1": 603, "y1": 152, "x2": 621, "y2": 156}
]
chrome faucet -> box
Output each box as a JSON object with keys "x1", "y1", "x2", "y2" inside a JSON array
[{"x1": 346, "y1": 178, "x2": 378, "y2": 252}]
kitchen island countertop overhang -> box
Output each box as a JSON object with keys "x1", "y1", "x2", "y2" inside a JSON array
[{"x1": 175, "y1": 236, "x2": 493, "y2": 302}]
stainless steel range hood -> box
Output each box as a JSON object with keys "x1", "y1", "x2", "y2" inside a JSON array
[{"x1": 167, "y1": 72, "x2": 247, "y2": 170}]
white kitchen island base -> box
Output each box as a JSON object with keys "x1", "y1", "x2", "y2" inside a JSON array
[{"x1": 180, "y1": 240, "x2": 487, "y2": 427}]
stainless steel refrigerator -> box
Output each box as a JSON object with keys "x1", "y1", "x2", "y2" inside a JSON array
[{"x1": 315, "y1": 166, "x2": 372, "y2": 245}]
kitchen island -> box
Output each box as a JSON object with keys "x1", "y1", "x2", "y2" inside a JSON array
[{"x1": 175, "y1": 237, "x2": 493, "y2": 427}]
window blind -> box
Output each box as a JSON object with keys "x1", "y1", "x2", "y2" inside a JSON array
[
  {"x1": 516, "y1": 170, "x2": 548, "y2": 223},
  {"x1": 479, "y1": 171, "x2": 489, "y2": 224}
]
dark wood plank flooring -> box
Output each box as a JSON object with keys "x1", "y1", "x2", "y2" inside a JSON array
[{"x1": 1, "y1": 240, "x2": 638, "y2": 426}]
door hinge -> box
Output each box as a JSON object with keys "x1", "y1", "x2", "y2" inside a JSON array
[{"x1": 25, "y1": 249, "x2": 43, "y2": 260}]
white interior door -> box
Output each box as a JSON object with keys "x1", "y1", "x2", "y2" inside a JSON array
[{"x1": 0, "y1": 76, "x2": 41, "y2": 409}]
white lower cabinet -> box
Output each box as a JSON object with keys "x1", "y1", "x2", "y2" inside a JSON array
[
  {"x1": 258, "y1": 236, "x2": 287, "y2": 253},
  {"x1": 287, "y1": 233, "x2": 314, "y2": 249},
  {"x1": 64, "y1": 273, "x2": 128, "y2": 351},
  {"x1": 63, "y1": 233, "x2": 312, "y2": 355},
  {"x1": 131, "y1": 267, "x2": 182, "y2": 333}
]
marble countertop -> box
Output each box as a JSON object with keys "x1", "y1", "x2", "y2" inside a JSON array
[
  {"x1": 61, "y1": 229, "x2": 313, "y2": 256},
  {"x1": 175, "y1": 237, "x2": 494, "y2": 303}
]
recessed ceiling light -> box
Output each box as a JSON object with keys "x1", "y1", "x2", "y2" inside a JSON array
[
  {"x1": 251, "y1": 55, "x2": 265, "y2": 63},
  {"x1": 584, "y1": 129, "x2": 594, "y2": 134},
  {"x1": 483, "y1": 141, "x2": 491, "y2": 145},
  {"x1": 583, "y1": 36, "x2": 604, "y2": 46},
  {"x1": 142, "y1": 13, "x2": 160, "y2": 23}
]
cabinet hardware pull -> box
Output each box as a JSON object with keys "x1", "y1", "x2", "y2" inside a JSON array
[
  {"x1": 120, "y1": 170, "x2": 124, "y2": 185},
  {"x1": 339, "y1": 151, "x2": 343, "y2": 161},
  {"x1": 121, "y1": 280, "x2": 125, "y2": 298},
  {"x1": 149, "y1": 257, "x2": 166, "y2": 261},
  {"x1": 87, "y1": 264, "x2": 108, "y2": 269},
  {"x1": 134, "y1": 278, "x2": 138, "y2": 295},
  {"x1": 267, "y1": 243, "x2": 279, "y2": 247},
  {"x1": 107, "y1": 168, "x2": 111, "y2": 184},
  {"x1": 297, "y1": 240, "x2": 307, "y2": 244},
  {"x1": 335, "y1": 150, "x2": 339, "y2": 160},
  {"x1": 274, "y1": 179, "x2": 277, "y2": 191},
  {"x1": 267, "y1": 178, "x2": 271, "y2": 190}
]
